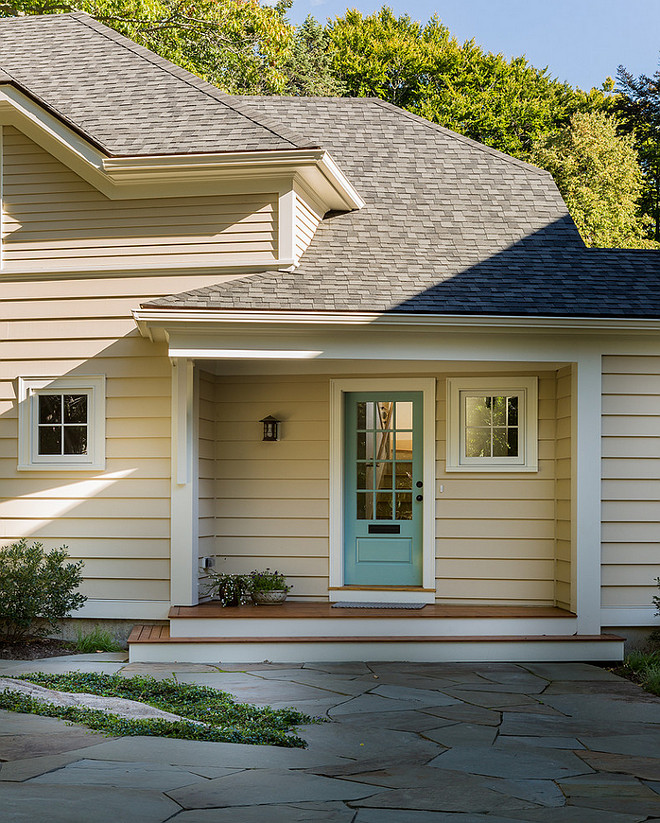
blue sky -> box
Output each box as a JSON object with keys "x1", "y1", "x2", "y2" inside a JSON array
[{"x1": 288, "y1": 0, "x2": 660, "y2": 91}]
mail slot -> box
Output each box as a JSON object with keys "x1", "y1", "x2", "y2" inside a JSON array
[{"x1": 368, "y1": 524, "x2": 401, "y2": 535}]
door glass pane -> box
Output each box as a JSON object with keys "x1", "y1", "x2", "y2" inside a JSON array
[
  {"x1": 39, "y1": 395, "x2": 61, "y2": 424},
  {"x1": 376, "y1": 402, "x2": 394, "y2": 429},
  {"x1": 374, "y1": 462, "x2": 393, "y2": 491},
  {"x1": 395, "y1": 429, "x2": 413, "y2": 459},
  {"x1": 395, "y1": 462, "x2": 413, "y2": 489},
  {"x1": 64, "y1": 394, "x2": 87, "y2": 423},
  {"x1": 466, "y1": 427, "x2": 491, "y2": 458},
  {"x1": 356, "y1": 492, "x2": 373, "y2": 520},
  {"x1": 375, "y1": 492, "x2": 393, "y2": 519},
  {"x1": 395, "y1": 493, "x2": 413, "y2": 520},
  {"x1": 39, "y1": 426, "x2": 61, "y2": 455},
  {"x1": 395, "y1": 401, "x2": 413, "y2": 429},
  {"x1": 465, "y1": 396, "x2": 491, "y2": 426},
  {"x1": 374, "y1": 430, "x2": 393, "y2": 459},
  {"x1": 357, "y1": 431, "x2": 367, "y2": 460},
  {"x1": 356, "y1": 462, "x2": 368, "y2": 489}
]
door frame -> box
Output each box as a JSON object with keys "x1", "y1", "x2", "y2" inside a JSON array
[{"x1": 329, "y1": 377, "x2": 436, "y2": 603}]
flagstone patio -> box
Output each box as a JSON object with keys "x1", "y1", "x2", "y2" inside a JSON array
[{"x1": 0, "y1": 654, "x2": 659, "y2": 821}]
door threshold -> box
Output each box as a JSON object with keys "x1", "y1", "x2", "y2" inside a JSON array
[{"x1": 329, "y1": 586, "x2": 435, "y2": 592}]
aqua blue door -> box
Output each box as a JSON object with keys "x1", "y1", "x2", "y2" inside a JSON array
[{"x1": 344, "y1": 392, "x2": 424, "y2": 586}]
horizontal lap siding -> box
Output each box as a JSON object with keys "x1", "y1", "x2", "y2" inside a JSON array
[
  {"x1": 602, "y1": 356, "x2": 660, "y2": 610},
  {"x1": 555, "y1": 366, "x2": 572, "y2": 610},
  {"x1": 294, "y1": 193, "x2": 322, "y2": 261},
  {"x1": 213, "y1": 376, "x2": 330, "y2": 600},
  {"x1": 1, "y1": 127, "x2": 278, "y2": 272},
  {"x1": 436, "y1": 373, "x2": 558, "y2": 605},
  {"x1": 211, "y1": 371, "x2": 562, "y2": 605}
]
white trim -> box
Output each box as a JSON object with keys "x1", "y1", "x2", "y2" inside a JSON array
[
  {"x1": 446, "y1": 376, "x2": 538, "y2": 472},
  {"x1": 278, "y1": 187, "x2": 296, "y2": 266},
  {"x1": 170, "y1": 359, "x2": 199, "y2": 606},
  {"x1": 134, "y1": 307, "x2": 660, "y2": 334},
  {"x1": 17, "y1": 375, "x2": 105, "y2": 471},
  {"x1": 601, "y1": 608, "x2": 660, "y2": 626},
  {"x1": 75, "y1": 599, "x2": 170, "y2": 619},
  {"x1": 574, "y1": 355, "x2": 603, "y2": 634},
  {"x1": 329, "y1": 377, "x2": 436, "y2": 600}
]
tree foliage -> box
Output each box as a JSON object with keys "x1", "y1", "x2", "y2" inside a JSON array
[
  {"x1": 325, "y1": 7, "x2": 610, "y2": 159},
  {"x1": 530, "y1": 111, "x2": 650, "y2": 248},
  {"x1": 283, "y1": 15, "x2": 346, "y2": 96},
  {"x1": 616, "y1": 63, "x2": 660, "y2": 241},
  {"x1": 0, "y1": 0, "x2": 295, "y2": 94}
]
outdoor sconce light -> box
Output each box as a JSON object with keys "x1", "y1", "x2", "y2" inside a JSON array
[{"x1": 260, "y1": 415, "x2": 280, "y2": 441}]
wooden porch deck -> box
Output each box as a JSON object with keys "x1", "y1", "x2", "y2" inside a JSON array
[{"x1": 168, "y1": 602, "x2": 577, "y2": 620}]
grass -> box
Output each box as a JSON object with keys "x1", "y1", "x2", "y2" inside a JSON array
[
  {"x1": 614, "y1": 649, "x2": 660, "y2": 697},
  {"x1": 74, "y1": 628, "x2": 124, "y2": 654},
  {"x1": 0, "y1": 672, "x2": 316, "y2": 747}
]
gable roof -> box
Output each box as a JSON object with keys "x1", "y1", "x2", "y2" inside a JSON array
[
  {"x1": 0, "y1": 13, "x2": 316, "y2": 155},
  {"x1": 149, "y1": 97, "x2": 660, "y2": 318}
]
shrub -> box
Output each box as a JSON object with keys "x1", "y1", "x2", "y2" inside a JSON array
[
  {"x1": 0, "y1": 540, "x2": 86, "y2": 643},
  {"x1": 654, "y1": 576, "x2": 660, "y2": 616}
]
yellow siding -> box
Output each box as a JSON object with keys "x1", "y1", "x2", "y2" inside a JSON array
[
  {"x1": 210, "y1": 370, "x2": 565, "y2": 605},
  {"x1": 294, "y1": 193, "x2": 322, "y2": 262},
  {"x1": 602, "y1": 355, "x2": 660, "y2": 608},
  {"x1": 554, "y1": 365, "x2": 572, "y2": 610},
  {"x1": 1, "y1": 126, "x2": 278, "y2": 272}
]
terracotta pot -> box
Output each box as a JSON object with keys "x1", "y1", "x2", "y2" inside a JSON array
[{"x1": 251, "y1": 589, "x2": 288, "y2": 605}]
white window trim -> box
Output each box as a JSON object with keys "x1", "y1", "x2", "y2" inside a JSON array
[
  {"x1": 329, "y1": 377, "x2": 436, "y2": 602},
  {"x1": 18, "y1": 376, "x2": 106, "y2": 471},
  {"x1": 446, "y1": 376, "x2": 538, "y2": 472}
]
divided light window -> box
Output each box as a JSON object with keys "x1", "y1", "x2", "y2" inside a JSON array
[
  {"x1": 446, "y1": 377, "x2": 538, "y2": 472},
  {"x1": 18, "y1": 376, "x2": 105, "y2": 471}
]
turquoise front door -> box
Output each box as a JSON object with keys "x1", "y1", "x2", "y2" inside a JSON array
[{"x1": 344, "y1": 392, "x2": 423, "y2": 586}]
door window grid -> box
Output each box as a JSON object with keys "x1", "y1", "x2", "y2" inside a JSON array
[{"x1": 355, "y1": 401, "x2": 414, "y2": 520}]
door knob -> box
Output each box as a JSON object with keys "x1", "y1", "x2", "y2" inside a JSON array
[{"x1": 416, "y1": 494, "x2": 423, "y2": 502}]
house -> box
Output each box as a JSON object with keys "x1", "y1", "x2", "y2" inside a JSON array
[{"x1": 1, "y1": 12, "x2": 659, "y2": 664}]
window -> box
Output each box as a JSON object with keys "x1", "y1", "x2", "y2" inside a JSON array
[
  {"x1": 446, "y1": 377, "x2": 538, "y2": 472},
  {"x1": 18, "y1": 376, "x2": 105, "y2": 470}
]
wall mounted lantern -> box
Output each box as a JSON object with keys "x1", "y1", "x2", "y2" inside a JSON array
[{"x1": 260, "y1": 415, "x2": 280, "y2": 441}]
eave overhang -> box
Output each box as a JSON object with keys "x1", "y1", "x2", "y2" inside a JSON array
[{"x1": 0, "y1": 83, "x2": 364, "y2": 210}]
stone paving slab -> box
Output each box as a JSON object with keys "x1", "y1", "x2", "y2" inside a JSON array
[
  {"x1": 540, "y1": 694, "x2": 660, "y2": 723},
  {"x1": 0, "y1": 752, "x2": 91, "y2": 782},
  {"x1": 0, "y1": 783, "x2": 180, "y2": 823},
  {"x1": 29, "y1": 758, "x2": 212, "y2": 791},
  {"x1": 505, "y1": 808, "x2": 647, "y2": 822},
  {"x1": 423, "y1": 722, "x2": 497, "y2": 747},
  {"x1": 521, "y1": 663, "x2": 623, "y2": 681},
  {"x1": 354, "y1": 813, "x2": 543, "y2": 823},
  {"x1": 170, "y1": 801, "x2": 355, "y2": 822},
  {"x1": 167, "y1": 767, "x2": 382, "y2": 808},
  {"x1": 430, "y1": 745, "x2": 593, "y2": 779},
  {"x1": 575, "y1": 750, "x2": 660, "y2": 781},
  {"x1": 0, "y1": 731, "x2": 107, "y2": 761},
  {"x1": 496, "y1": 734, "x2": 585, "y2": 750}
]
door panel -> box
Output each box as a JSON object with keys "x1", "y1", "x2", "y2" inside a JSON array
[{"x1": 344, "y1": 392, "x2": 423, "y2": 586}]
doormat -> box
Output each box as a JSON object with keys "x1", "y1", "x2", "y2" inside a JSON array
[{"x1": 331, "y1": 602, "x2": 426, "y2": 609}]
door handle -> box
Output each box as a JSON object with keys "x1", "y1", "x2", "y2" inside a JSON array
[{"x1": 416, "y1": 494, "x2": 423, "y2": 502}]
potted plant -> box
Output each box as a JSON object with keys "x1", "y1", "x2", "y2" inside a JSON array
[
  {"x1": 205, "y1": 572, "x2": 252, "y2": 607},
  {"x1": 248, "y1": 569, "x2": 292, "y2": 605}
]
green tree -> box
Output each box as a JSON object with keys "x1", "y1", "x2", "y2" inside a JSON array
[
  {"x1": 530, "y1": 111, "x2": 651, "y2": 248},
  {"x1": 0, "y1": 0, "x2": 295, "y2": 94},
  {"x1": 326, "y1": 7, "x2": 609, "y2": 159},
  {"x1": 616, "y1": 63, "x2": 660, "y2": 241},
  {"x1": 283, "y1": 16, "x2": 346, "y2": 96}
]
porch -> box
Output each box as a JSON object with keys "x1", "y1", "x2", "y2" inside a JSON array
[{"x1": 128, "y1": 602, "x2": 624, "y2": 663}]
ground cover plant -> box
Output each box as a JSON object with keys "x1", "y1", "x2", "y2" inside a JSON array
[
  {"x1": 616, "y1": 649, "x2": 660, "y2": 697},
  {"x1": 74, "y1": 627, "x2": 124, "y2": 654},
  {"x1": 0, "y1": 672, "x2": 315, "y2": 747}
]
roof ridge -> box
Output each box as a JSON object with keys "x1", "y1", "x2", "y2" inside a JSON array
[
  {"x1": 368, "y1": 98, "x2": 551, "y2": 178},
  {"x1": 67, "y1": 12, "x2": 316, "y2": 150}
]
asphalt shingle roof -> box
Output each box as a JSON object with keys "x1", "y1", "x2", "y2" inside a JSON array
[
  {"x1": 0, "y1": 13, "x2": 317, "y2": 154},
  {"x1": 148, "y1": 97, "x2": 660, "y2": 319}
]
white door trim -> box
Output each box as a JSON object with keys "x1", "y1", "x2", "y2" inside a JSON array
[{"x1": 329, "y1": 377, "x2": 436, "y2": 602}]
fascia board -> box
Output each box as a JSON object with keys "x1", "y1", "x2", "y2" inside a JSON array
[
  {"x1": 132, "y1": 308, "x2": 660, "y2": 335},
  {"x1": 0, "y1": 85, "x2": 362, "y2": 209}
]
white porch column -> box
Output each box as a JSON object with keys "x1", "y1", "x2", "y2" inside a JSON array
[
  {"x1": 572, "y1": 353, "x2": 602, "y2": 634},
  {"x1": 170, "y1": 358, "x2": 199, "y2": 606}
]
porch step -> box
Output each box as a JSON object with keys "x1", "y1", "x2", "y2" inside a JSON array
[
  {"x1": 167, "y1": 602, "x2": 579, "y2": 640},
  {"x1": 128, "y1": 624, "x2": 625, "y2": 664}
]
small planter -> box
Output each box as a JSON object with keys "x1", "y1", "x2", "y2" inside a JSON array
[{"x1": 251, "y1": 589, "x2": 288, "y2": 605}]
